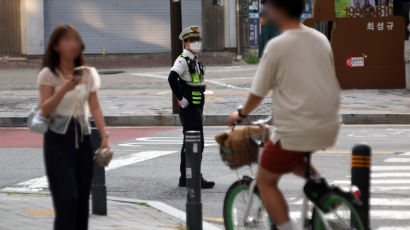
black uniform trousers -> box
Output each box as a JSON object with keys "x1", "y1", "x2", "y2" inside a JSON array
[
  {"x1": 179, "y1": 105, "x2": 204, "y2": 178},
  {"x1": 44, "y1": 119, "x2": 93, "y2": 230}
]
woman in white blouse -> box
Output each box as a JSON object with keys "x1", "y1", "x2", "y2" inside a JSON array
[{"x1": 38, "y1": 24, "x2": 109, "y2": 230}]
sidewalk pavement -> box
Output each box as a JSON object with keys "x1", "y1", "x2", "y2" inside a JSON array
[
  {"x1": 0, "y1": 192, "x2": 220, "y2": 230},
  {"x1": 1, "y1": 65, "x2": 410, "y2": 126},
  {"x1": 1, "y1": 89, "x2": 410, "y2": 126}
]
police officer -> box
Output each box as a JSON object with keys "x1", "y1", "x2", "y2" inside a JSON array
[{"x1": 168, "y1": 26, "x2": 215, "y2": 189}]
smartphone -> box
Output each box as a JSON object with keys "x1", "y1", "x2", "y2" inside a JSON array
[{"x1": 72, "y1": 66, "x2": 85, "y2": 81}]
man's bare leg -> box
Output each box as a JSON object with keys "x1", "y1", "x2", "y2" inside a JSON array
[
  {"x1": 292, "y1": 157, "x2": 320, "y2": 178},
  {"x1": 256, "y1": 167, "x2": 290, "y2": 226}
]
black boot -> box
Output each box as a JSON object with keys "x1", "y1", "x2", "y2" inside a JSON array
[
  {"x1": 178, "y1": 176, "x2": 186, "y2": 187},
  {"x1": 179, "y1": 176, "x2": 215, "y2": 189},
  {"x1": 201, "y1": 176, "x2": 215, "y2": 189}
]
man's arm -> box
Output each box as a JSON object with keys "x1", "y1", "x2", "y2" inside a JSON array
[
  {"x1": 168, "y1": 71, "x2": 184, "y2": 101},
  {"x1": 228, "y1": 93, "x2": 264, "y2": 126},
  {"x1": 168, "y1": 70, "x2": 191, "y2": 108}
]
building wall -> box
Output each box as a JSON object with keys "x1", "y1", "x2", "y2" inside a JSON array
[
  {"x1": 0, "y1": 0, "x2": 22, "y2": 55},
  {"x1": 19, "y1": 0, "x2": 234, "y2": 56},
  {"x1": 21, "y1": 0, "x2": 45, "y2": 55},
  {"x1": 43, "y1": 0, "x2": 202, "y2": 54}
]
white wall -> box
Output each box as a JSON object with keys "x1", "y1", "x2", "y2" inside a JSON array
[
  {"x1": 224, "y1": 0, "x2": 237, "y2": 48},
  {"x1": 21, "y1": 0, "x2": 45, "y2": 55}
]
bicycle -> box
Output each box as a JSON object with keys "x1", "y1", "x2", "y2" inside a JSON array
[{"x1": 217, "y1": 117, "x2": 365, "y2": 230}]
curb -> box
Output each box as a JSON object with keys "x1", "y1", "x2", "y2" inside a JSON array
[
  {"x1": 341, "y1": 114, "x2": 410, "y2": 124},
  {"x1": 108, "y1": 196, "x2": 222, "y2": 230},
  {"x1": 1, "y1": 114, "x2": 410, "y2": 127}
]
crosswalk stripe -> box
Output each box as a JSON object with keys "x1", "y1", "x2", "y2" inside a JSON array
[
  {"x1": 371, "y1": 186, "x2": 410, "y2": 192},
  {"x1": 335, "y1": 180, "x2": 410, "y2": 184},
  {"x1": 372, "y1": 173, "x2": 410, "y2": 177},
  {"x1": 384, "y1": 158, "x2": 410, "y2": 163},
  {"x1": 289, "y1": 198, "x2": 410, "y2": 206},
  {"x1": 371, "y1": 198, "x2": 410, "y2": 206},
  {"x1": 106, "y1": 151, "x2": 176, "y2": 170},
  {"x1": 290, "y1": 210, "x2": 410, "y2": 220},
  {"x1": 371, "y1": 210, "x2": 410, "y2": 220},
  {"x1": 1, "y1": 151, "x2": 176, "y2": 193},
  {"x1": 376, "y1": 227, "x2": 410, "y2": 230},
  {"x1": 372, "y1": 166, "x2": 410, "y2": 171},
  {"x1": 118, "y1": 137, "x2": 218, "y2": 147}
]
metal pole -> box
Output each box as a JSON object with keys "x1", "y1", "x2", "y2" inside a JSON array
[
  {"x1": 170, "y1": 0, "x2": 183, "y2": 114},
  {"x1": 90, "y1": 120, "x2": 107, "y2": 215},
  {"x1": 236, "y1": 0, "x2": 242, "y2": 60},
  {"x1": 351, "y1": 144, "x2": 371, "y2": 230},
  {"x1": 185, "y1": 130, "x2": 203, "y2": 230}
]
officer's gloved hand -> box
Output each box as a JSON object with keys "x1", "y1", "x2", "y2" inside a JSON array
[{"x1": 180, "y1": 97, "x2": 189, "y2": 108}]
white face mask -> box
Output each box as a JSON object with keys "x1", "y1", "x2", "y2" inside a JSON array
[{"x1": 190, "y1": 41, "x2": 202, "y2": 53}]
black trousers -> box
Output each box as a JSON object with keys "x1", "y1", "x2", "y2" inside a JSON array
[
  {"x1": 44, "y1": 119, "x2": 93, "y2": 230},
  {"x1": 179, "y1": 105, "x2": 204, "y2": 178}
]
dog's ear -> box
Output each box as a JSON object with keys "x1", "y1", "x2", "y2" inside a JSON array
[{"x1": 215, "y1": 132, "x2": 228, "y2": 145}]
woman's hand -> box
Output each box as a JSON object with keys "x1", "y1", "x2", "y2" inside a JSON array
[
  {"x1": 39, "y1": 74, "x2": 81, "y2": 117},
  {"x1": 96, "y1": 136, "x2": 113, "y2": 168},
  {"x1": 62, "y1": 74, "x2": 81, "y2": 92}
]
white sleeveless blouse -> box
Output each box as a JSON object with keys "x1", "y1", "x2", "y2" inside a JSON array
[{"x1": 37, "y1": 66, "x2": 101, "y2": 135}]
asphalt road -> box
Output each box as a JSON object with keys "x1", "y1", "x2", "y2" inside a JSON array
[{"x1": 1, "y1": 125, "x2": 410, "y2": 229}]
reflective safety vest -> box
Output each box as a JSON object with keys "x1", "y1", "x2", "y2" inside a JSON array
[{"x1": 179, "y1": 54, "x2": 205, "y2": 106}]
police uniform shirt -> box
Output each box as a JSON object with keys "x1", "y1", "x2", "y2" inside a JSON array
[{"x1": 170, "y1": 49, "x2": 202, "y2": 82}]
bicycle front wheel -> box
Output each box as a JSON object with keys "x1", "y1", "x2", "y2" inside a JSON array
[
  {"x1": 223, "y1": 178, "x2": 274, "y2": 230},
  {"x1": 312, "y1": 193, "x2": 365, "y2": 230}
]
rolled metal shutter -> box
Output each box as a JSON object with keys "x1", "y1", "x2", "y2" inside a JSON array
[
  {"x1": 44, "y1": 0, "x2": 202, "y2": 54},
  {"x1": 182, "y1": 0, "x2": 203, "y2": 30}
]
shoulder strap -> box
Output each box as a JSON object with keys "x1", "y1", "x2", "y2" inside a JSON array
[
  {"x1": 179, "y1": 54, "x2": 195, "y2": 75},
  {"x1": 179, "y1": 54, "x2": 190, "y2": 63}
]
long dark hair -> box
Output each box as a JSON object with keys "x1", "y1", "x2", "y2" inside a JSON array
[{"x1": 42, "y1": 24, "x2": 85, "y2": 75}]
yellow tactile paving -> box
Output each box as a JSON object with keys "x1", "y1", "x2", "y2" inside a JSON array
[
  {"x1": 22, "y1": 209, "x2": 55, "y2": 216},
  {"x1": 157, "y1": 225, "x2": 186, "y2": 229},
  {"x1": 203, "y1": 217, "x2": 224, "y2": 223}
]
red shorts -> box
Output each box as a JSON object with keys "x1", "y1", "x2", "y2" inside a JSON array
[{"x1": 260, "y1": 140, "x2": 307, "y2": 174}]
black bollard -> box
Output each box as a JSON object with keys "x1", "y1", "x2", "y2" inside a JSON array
[
  {"x1": 90, "y1": 120, "x2": 107, "y2": 215},
  {"x1": 351, "y1": 144, "x2": 371, "y2": 230},
  {"x1": 185, "y1": 130, "x2": 203, "y2": 230}
]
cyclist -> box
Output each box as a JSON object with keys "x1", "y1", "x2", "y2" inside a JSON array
[{"x1": 228, "y1": 0, "x2": 341, "y2": 229}]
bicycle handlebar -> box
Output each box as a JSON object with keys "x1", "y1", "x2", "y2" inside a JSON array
[
  {"x1": 232, "y1": 116, "x2": 272, "y2": 129},
  {"x1": 232, "y1": 116, "x2": 272, "y2": 147}
]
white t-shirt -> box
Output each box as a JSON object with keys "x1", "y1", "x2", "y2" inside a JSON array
[
  {"x1": 37, "y1": 66, "x2": 101, "y2": 134},
  {"x1": 251, "y1": 25, "x2": 341, "y2": 152}
]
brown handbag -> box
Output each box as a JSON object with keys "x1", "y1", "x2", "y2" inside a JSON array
[{"x1": 215, "y1": 125, "x2": 269, "y2": 169}]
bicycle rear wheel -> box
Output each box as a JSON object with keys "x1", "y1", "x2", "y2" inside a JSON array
[
  {"x1": 223, "y1": 178, "x2": 275, "y2": 230},
  {"x1": 312, "y1": 193, "x2": 365, "y2": 230}
]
